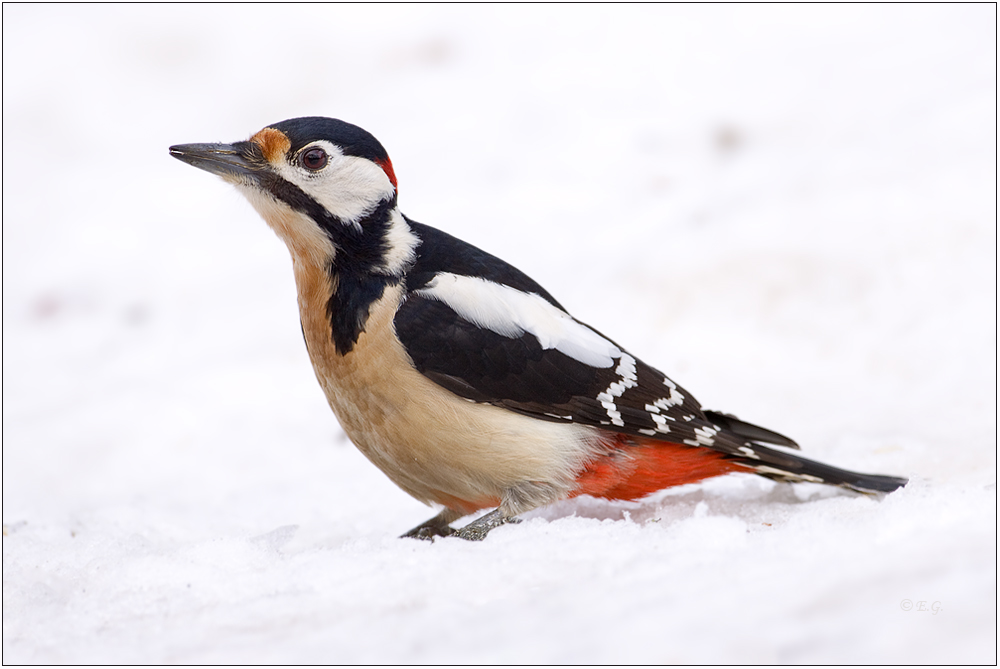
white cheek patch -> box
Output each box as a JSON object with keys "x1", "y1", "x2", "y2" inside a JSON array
[
  {"x1": 271, "y1": 141, "x2": 396, "y2": 226},
  {"x1": 415, "y1": 273, "x2": 622, "y2": 368}
]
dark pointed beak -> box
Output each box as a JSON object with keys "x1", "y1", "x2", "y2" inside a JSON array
[{"x1": 169, "y1": 142, "x2": 258, "y2": 180}]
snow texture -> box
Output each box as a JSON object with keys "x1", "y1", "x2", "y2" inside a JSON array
[{"x1": 3, "y1": 4, "x2": 996, "y2": 664}]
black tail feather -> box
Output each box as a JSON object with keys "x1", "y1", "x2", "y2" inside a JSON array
[
  {"x1": 704, "y1": 410, "x2": 800, "y2": 449},
  {"x1": 739, "y1": 442, "x2": 908, "y2": 494}
]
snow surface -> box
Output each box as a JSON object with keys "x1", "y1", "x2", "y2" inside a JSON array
[{"x1": 3, "y1": 4, "x2": 996, "y2": 664}]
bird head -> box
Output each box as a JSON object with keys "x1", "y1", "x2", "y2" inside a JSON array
[{"x1": 170, "y1": 117, "x2": 413, "y2": 274}]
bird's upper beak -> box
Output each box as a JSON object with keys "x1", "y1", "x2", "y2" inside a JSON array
[{"x1": 168, "y1": 142, "x2": 259, "y2": 181}]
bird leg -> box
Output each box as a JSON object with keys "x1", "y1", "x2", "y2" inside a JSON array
[
  {"x1": 400, "y1": 508, "x2": 463, "y2": 540},
  {"x1": 453, "y1": 508, "x2": 521, "y2": 541},
  {"x1": 401, "y1": 507, "x2": 522, "y2": 541}
]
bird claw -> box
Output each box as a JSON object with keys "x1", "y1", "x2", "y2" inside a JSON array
[
  {"x1": 401, "y1": 523, "x2": 456, "y2": 541},
  {"x1": 452, "y1": 509, "x2": 520, "y2": 541},
  {"x1": 400, "y1": 508, "x2": 521, "y2": 541}
]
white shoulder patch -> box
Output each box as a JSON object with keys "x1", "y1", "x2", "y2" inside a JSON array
[{"x1": 415, "y1": 273, "x2": 621, "y2": 368}]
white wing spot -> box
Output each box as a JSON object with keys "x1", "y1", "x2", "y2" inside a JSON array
[
  {"x1": 644, "y1": 378, "x2": 685, "y2": 427},
  {"x1": 687, "y1": 426, "x2": 718, "y2": 446},
  {"x1": 650, "y1": 413, "x2": 671, "y2": 433},
  {"x1": 652, "y1": 388, "x2": 685, "y2": 411},
  {"x1": 600, "y1": 400, "x2": 624, "y2": 427},
  {"x1": 595, "y1": 353, "x2": 638, "y2": 428},
  {"x1": 616, "y1": 355, "x2": 638, "y2": 383}
]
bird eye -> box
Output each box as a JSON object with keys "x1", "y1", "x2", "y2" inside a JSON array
[{"x1": 300, "y1": 147, "x2": 328, "y2": 171}]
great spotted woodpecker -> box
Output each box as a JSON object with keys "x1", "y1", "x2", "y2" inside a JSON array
[{"x1": 169, "y1": 117, "x2": 907, "y2": 541}]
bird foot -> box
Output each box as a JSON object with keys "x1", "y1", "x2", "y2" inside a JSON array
[
  {"x1": 452, "y1": 509, "x2": 521, "y2": 541},
  {"x1": 401, "y1": 510, "x2": 459, "y2": 541},
  {"x1": 400, "y1": 508, "x2": 521, "y2": 541},
  {"x1": 401, "y1": 525, "x2": 456, "y2": 541}
]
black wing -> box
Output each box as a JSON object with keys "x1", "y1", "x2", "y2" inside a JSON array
[
  {"x1": 395, "y1": 220, "x2": 791, "y2": 456},
  {"x1": 393, "y1": 221, "x2": 909, "y2": 495}
]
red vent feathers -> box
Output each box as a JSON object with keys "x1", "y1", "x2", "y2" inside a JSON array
[{"x1": 573, "y1": 436, "x2": 747, "y2": 502}]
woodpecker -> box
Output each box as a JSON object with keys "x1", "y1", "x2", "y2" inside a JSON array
[{"x1": 169, "y1": 117, "x2": 907, "y2": 541}]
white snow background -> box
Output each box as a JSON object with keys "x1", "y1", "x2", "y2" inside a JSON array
[{"x1": 3, "y1": 4, "x2": 996, "y2": 664}]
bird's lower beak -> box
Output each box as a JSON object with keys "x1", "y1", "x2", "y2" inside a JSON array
[{"x1": 169, "y1": 142, "x2": 257, "y2": 180}]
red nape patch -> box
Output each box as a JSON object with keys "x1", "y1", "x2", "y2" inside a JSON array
[
  {"x1": 572, "y1": 436, "x2": 747, "y2": 502},
  {"x1": 375, "y1": 156, "x2": 398, "y2": 191}
]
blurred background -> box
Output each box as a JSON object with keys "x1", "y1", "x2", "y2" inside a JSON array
[{"x1": 3, "y1": 4, "x2": 995, "y2": 663}]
